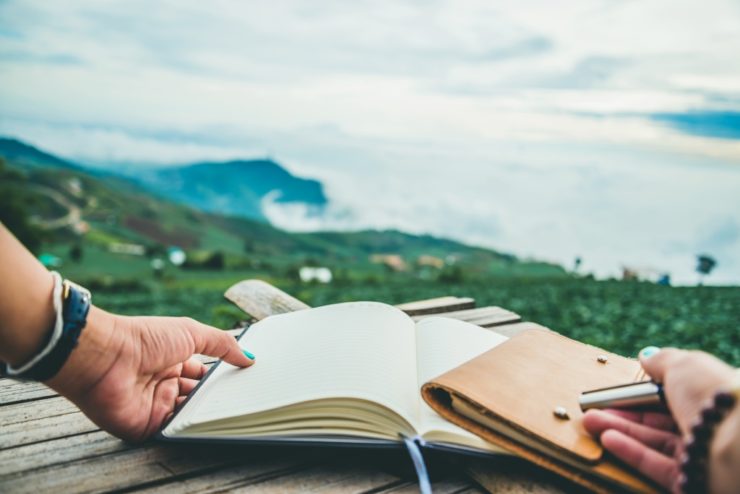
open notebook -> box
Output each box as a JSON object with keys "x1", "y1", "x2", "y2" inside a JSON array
[{"x1": 160, "y1": 301, "x2": 509, "y2": 456}]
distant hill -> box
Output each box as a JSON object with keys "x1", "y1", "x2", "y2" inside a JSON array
[
  {"x1": 132, "y1": 160, "x2": 327, "y2": 221},
  {"x1": 0, "y1": 137, "x2": 80, "y2": 170},
  {"x1": 0, "y1": 136, "x2": 564, "y2": 278},
  {"x1": 0, "y1": 137, "x2": 327, "y2": 222}
]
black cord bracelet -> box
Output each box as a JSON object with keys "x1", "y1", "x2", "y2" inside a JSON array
[{"x1": 680, "y1": 390, "x2": 737, "y2": 494}]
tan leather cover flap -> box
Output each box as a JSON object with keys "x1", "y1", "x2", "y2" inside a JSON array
[{"x1": 422, "y1": 329, "x2": 660, "y2": 493}]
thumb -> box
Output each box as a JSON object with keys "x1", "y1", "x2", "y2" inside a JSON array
[
  {"x1": 183, "y1": 318, "x2": 254, "y2": 368},
  {"x1": 638, "y1": 347, "x2": 685, "y2": 383}
]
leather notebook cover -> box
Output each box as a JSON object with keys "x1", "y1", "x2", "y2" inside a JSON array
[{"x1": 421, "y1": 329, "x2": 661, "y2": 493}]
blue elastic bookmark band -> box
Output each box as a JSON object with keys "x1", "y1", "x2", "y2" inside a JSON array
[{"x1": 402, "y1": 435, "x2": 432, "y2": 494}]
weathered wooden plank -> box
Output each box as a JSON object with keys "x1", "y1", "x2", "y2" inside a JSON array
[
  {"x1": 486, "y1": 321, "x2": 551, "y2": 339},
  {"x1": 138, "y1": 464, "x2": 401, "y2": 494},
  {"x1": 466, "y1": 457, "x2": 585, "y2": 494},
  {"x1": 0, "y1": 446, "x2": 217, "y2": 493},
  {"x1": 0, "y1": 430, "x2": 128, "y2": 476},
  {"x1": 135, "y1": 461, "x2": 313, "y2": 494},
  {"x1": 0, "y1": 397, "x2": 98, "y2": 449},
  {"x1": 0, "y1": 379, "x2": 57, "y2": 406},
  {"x1": 0, "y1": 395, "x2": 78, "y2": 426},
  {"x1": 224, "y1": 464, "x2": 402, "y2": 493},
  {"x1": 413, "y1": 307, "x2": 520, "y2": 328},
  {"x1": 396, "y1": 297, "x2": 476, "y2": 316},
  {"x1": 0, "y1": 439, "x2": 306, "y2": 493},
  {"x1": 225, "y1": 279, "x2": 310, "y2": 320},
  {"x1": 378, "y1": 475, "x2": 481, "y2": 493}
]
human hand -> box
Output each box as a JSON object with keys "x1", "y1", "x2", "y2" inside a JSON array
[
  {"x1": 47, "y1": 306, "x2": 254, "y2": 441},
  {"x1": 584, "y1": 408, "x2": 682, "y2": 490},
  {"x1": 638, "y1": 348, "x2": 735, "y2": 434},
  {"x1": 583, "y1": 348, "x2": 736, "y2": 492}
]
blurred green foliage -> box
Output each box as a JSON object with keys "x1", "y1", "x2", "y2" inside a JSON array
[
  {"x1": 89, "y1": 275, "x2": 740, "y2": 366},
  {"x1": 0, "y1": 158, "x2": 45, "y2": 253}
]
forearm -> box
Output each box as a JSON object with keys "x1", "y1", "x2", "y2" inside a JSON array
[{"x1": 0, "y1": 223, "x2": 56, "y2": 366}]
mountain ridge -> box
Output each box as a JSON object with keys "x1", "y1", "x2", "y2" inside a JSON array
[
  {"x1": 0, "y1": 137, "x2": 328, "y2": 222},
  {"x1": 0, "y1": 137, "x2": 81, "y2": 170},
  {"x1": 0, "y1": 136, "x2": 564, "y2": 278},
  {"x1": 134, "y1": 159, "x2": 327, "y2": 221}
]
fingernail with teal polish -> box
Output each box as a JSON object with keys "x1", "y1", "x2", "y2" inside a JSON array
[
  {"x1": 639, "y1": 346, "x2": 660, "y2": 359},
  {"x1": 243, "y1": 349, "x2": 256, "y2": 360}
]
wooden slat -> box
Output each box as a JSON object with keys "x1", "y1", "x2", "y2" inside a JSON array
[
  {"x1": 0, "y1": 397, "x2": 97, "y2": 449},
  {"x1": 0, "y1": 379, "x2": 57, "y2": 406},
  {"x1": 0, "y1": 430, "x2": 128, "y2": 477},
  {"x1": 378, "y1": 475, "x2": 481, "y2": 493},
  {"x1": 396, "y1": 296, "x2": 475, "y2": 316},
  {"x1": 225, "y1": 279, "x2": 310, "y2": 320},
  {"x1": 242, "y1": 465, "x2": 401, "y2": 492},
  {"x1": 486, "y1": 321, "x2": 551, "y2": 339},
  {"x1": 414, "y1": 306, "x2": 520, "y2": 328},
  {"x1": 467, "y1": 457, "x2": 585, "y2": 494},
  {"x1": 0, "y1": 438, "x2": 307, "y2": 493},
  {"x1": 140, "y1": 464, "x2": 401, "y2": 494},
  {"x1": 135, "y1": 462, "x2": 314, "y2": 493},
  {"x1": 0, "y1": 395, "x2": 78, "y2": 427}
]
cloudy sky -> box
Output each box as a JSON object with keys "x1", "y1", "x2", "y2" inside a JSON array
[{"x1": 1, "y1": 0, "x2": 739, "y2": 284}]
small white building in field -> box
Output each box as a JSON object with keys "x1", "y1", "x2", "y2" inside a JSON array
[
  {"x1": 299, "y1": 267, "x2": 333, "y2": 283},
  {"x1": 109, "y1": 243, "x2": 146, "y2": 255}
]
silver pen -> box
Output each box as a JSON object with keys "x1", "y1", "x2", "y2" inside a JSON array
[{"x1": 579, "y1": 381, "x2": 665, "y2": 411}]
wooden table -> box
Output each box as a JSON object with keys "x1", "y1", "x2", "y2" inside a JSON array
[{"x1": 0, "y1": 280, "x2": 578, "y2": 493}]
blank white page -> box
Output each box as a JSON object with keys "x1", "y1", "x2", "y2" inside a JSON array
[
  {"x1": 415, "y1": 317, "x2": 508, "y2": 439},
  {"x1": 165, "y1": 302, "x2": 420, "y2": 435}
]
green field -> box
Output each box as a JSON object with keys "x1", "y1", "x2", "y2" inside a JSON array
[{"x1": 78, "y1": 267, "x2": 739, "y2": 367}]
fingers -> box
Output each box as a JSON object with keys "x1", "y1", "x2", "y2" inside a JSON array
[
  {"x1": 638, "y1": 347, "x2": 685, "y2": 383},
  {"x1": 181, "y1": 358, "x2": 208, "y2": 379},
  {"x1": 182, "y1": 318, "x2": 254, "y2": 368},
  {"x1": 166, "y1": 396, "x2": 189, "y2": 427},
  {"x1": 602, "y1": 409, "x2": 676, "y2": 431},
  {"x1": 583, "y1": 410, "x2": 680, "y2": 456},
  {"x1": 178, "y1": 377, "x2": 200, "y2": 396},
  {"x1": 600, "y1": 429, "x2": 679, "y2": 489}
]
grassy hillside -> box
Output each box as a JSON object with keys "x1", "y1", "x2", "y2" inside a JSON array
[
  {"x1": 0, "y1": 147, "x2": 561, "y2": 280},
  {"x1": 0, "y1": 136, "x2": 328, "y2": 222}
]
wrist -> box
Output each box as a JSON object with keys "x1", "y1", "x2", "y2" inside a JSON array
[{"x1": 47, "y1": 306, "x2": 124, "y2": 397}]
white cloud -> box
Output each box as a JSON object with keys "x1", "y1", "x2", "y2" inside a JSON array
[{"x1": 0, "y1": 0, "x2": 739, "y2": 283}]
